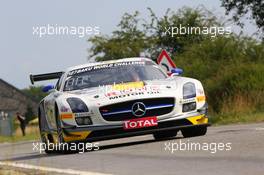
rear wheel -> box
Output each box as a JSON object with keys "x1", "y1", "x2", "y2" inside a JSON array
[
  {"x1": 181, "y1": 126, "x2": 207, "y2": 138},
  {"x1": 153, "y1": 130, "x2": 178, "y2": 140}
]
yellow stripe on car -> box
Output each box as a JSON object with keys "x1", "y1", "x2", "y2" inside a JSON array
[
  {"x1": 63, "y1": 131, "x2": 91, "y2": 142},
  {"x1": 196, "y1": 96, "x2": 206, "y2": 102},
  {"x1": 187, "y1": 115, "x2": 208, "y2": 125}
]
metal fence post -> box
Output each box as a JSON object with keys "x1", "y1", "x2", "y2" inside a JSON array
[{"x1": 0, "y1": 111, "x2": 13, "y2": 136}]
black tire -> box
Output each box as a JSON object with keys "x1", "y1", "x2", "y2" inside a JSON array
[
  {"x1": 181, "y1": 126, "x2": 207, "y2": 138},
  {"x1": 55, "y1": 108, "x2": 64, "y2": 144},
  {"x1": 54, "y1": 105, "x2": 69, "y2": 153},
  {"x1": 153, "y1": 130, "x2": 178, "y2": 140},
  {"x1": 54, "y1": 105, "x2": 79, "y2": 154},
  {"x1": 41, "y1": 133, "x2": 55, "y2": 154},
  {"x1": 38, "y1": 107, "x2": 55, "y2": 154}
]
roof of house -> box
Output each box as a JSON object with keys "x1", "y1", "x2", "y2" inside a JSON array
[{"x1": 0, "y1": 78, "x2": 38, "y2": 103}]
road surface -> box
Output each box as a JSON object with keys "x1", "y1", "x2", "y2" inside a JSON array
[{"x1": 0, "y1": 123, "x2": 264, "y2": 175}]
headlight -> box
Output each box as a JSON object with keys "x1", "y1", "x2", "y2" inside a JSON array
[
  {"x1": 66, "y1": 98, "x2": 88, "y2": 113},
  {"x1": 183, "y1": 82, "x2": 196, "y2": 99}
]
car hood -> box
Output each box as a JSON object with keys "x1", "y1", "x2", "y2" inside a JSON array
[{"x1": 65, "y1": 79, "x2": 178, "y2": 104}]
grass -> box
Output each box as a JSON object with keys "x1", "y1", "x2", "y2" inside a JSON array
[
  {"x1": 210, "y1": 112, "x2": 264, "y2": 125},
  {"x1": 0, "y1": 124, "x2": 40, "y2": 143},
  {"x1": 0, "y1": 112, "x2": 264, "y2": 143}
]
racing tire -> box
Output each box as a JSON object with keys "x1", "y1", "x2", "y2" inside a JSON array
[
  {"x1": 153, "y1": 130, "x2": 178, "y2": 140},
  {"x1": 55, "y1": 105, "x2": 79, "y2": 154},
  {"x1": 55, "y1": 105, "x2": 71, "y2": 153},
  {"x1": 40, "y1": 133, "x2": 54, "y2": 154},
  {"x1": 38, "y1": 108, "x2": 55, "y2": 154},
  {"x1": 181, "y1": 126, "x2": 207, "y2": 138}
]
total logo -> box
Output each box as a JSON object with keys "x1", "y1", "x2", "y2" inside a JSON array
[{"x1": 123, "y1": 116, "x2": 158, "y2": 129}]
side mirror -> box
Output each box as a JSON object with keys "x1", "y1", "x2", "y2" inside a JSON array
[
  {"x1": 42, "y1": 85, "x2": 55, "y2": 92},
  {"x1": 171, "y1": 68, "x2": 183, "y2": 76}
]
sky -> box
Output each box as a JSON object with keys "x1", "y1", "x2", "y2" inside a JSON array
[{"x1": 0, "y1": 0, "x2": 258, "y2": 89}]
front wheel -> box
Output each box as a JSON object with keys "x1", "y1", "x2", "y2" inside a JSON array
[
  {"x1": 39, "y1": 107, "x2": 55, "y2": 154},
  {"x1": 181, "y1": 126, "x2": 207, "y2": 138},
  {"x1": 40, "y1": 133, "x2": 54, "y2": 154},
  {"x1": 54, "y1": 106, "x2": 71, "y2": 153},
  {"x1": 153, "y1": 130, "x2": 178, "y2": 140},
  {"x1": 55, "y1": 106, "x2": 79, "y2": 154}
]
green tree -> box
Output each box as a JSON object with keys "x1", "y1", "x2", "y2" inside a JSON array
[
  {"x1": 22, "y1": 86, "x2": 46, "y2": 102},
  {"x1": 87, "y1": 7, "x2": 264, "y2": 117},
  {"x1": 88, "y1": 7, "x2": 221, "y2": 61},
  {"x1": 175, "y1": 35, "x2": 264, "y2": 114},
  {"x1": 88, "y1": 11, "x2": 149, "y2": 61},
  {"x1": 221, "y1": 0, "x2": 264, "y2": 37},
  {"x1": 144, "y1": 7, "x2": 219, "y2": 57},
  {"x1": 25, "y1": 105, "x2": 35, "y2": 124}
]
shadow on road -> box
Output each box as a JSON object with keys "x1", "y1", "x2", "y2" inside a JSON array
[
  {"x1": 96, "y1": 136, "x2": 182, "y2": 152},
  {"x1": 1, "y1": 136, "x2": 182, "y2": 162}
]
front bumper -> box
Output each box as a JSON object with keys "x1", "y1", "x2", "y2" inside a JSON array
[{"x1": 62, "y1": 114, "x2": 210, "y2": 142}]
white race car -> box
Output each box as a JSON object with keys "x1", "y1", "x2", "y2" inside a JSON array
[{"x1": 30, "y1": 57, "x2": 209, "y2": 153}]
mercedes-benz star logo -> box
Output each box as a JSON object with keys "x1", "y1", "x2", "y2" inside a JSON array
[{"x1": 132, "y1": 102, "x2": 146, "y2": 117}]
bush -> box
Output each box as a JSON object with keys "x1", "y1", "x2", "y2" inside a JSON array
[{"x1": 174, "y1": 35, "x2": 264, "y2": 116}]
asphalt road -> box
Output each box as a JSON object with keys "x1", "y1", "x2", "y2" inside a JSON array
[{"x1": 0, "y1": 123, "x2": 264, "y2": 175}]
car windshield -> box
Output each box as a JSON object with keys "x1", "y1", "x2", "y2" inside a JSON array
[{"x1": 63, "y1": 60, "x2": 167, "y2": 91}]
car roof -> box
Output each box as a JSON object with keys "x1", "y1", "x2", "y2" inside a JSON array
[{"x1": 65, "y1": 57, "x2": 154, "y2": 72}]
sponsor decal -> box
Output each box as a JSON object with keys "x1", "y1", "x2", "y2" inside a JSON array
[
  {"x1": 108, "y1": 91, "x2": 144, "y2": 100},
  {"x1": 123, "y1": 116, "x2": 158, "y2": 129},
  {"x1": 75, "y1": 112, "x2": 90, "y2": 117},
  {"x1": 105, "y1": 91, "x2": 118, "y2": 97},
  {"x1": 108, "y1": 91, "x2": 160, "y2": 100},
  {"x1": 106, "y1": 85, "x2": 161, "y2": 99},
  {"x1": 179, "y1": 98, "x2": 196, "y2": 104},
  {"x1": 68, "y1": 61, "x2": 145, "y2": 76},
  {"x1": 112, "y1": 81, "x2": 144, "y2": 91}
]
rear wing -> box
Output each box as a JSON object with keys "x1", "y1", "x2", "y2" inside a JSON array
[{"x1": 30, "y1": 71, "x2": 64, "y2": 85}]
